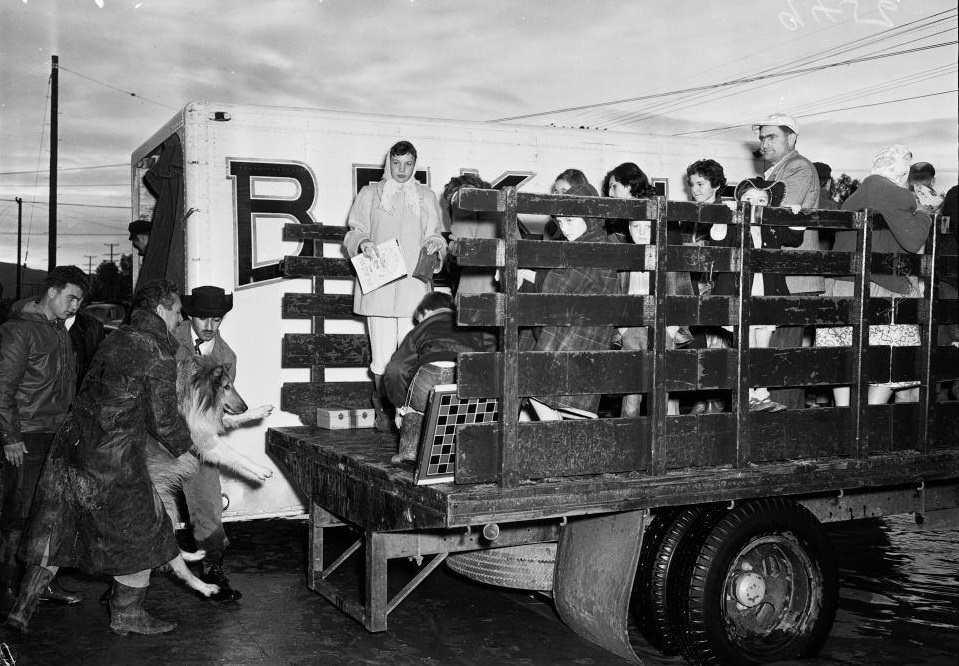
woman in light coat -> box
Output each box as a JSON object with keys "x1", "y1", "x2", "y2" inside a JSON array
[{"x1": 343, "y1": 141, "x2": 446, "y2": 429}]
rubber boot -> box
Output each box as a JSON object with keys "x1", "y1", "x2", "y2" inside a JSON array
[
  {"x1": 0, "y1": 531, "x2": 23, "y2": 621},
  {"x1": 391, "y1": 411, "x2": 423, "y2": 463},
  {"x1": 4, "y1": 565, "x2": 54, "y2": 634},
  {"x1": 108, "y1": 582, "x2": 176, "y2": 636},
  {"x1": 370, "y1": 374, "x2": 392, "y2": 432}
]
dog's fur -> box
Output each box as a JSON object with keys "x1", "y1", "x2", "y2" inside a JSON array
[{"x1": 144, "y1": 355, "x2": 273, "y2": 597}]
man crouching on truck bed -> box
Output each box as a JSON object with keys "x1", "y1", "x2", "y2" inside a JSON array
[
  {"x1": 344, "y1": 140, "x2": 447, "y2": 431},
  {"x1": 384, "y1": 292, "x2": 497, "y2": 463}
]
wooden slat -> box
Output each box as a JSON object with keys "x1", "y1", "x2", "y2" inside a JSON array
[
  {"x1": 281, "y1": 381, "x2": 373, "y2": 420},
  {"x1": 870, "y1": 252, "x2": 923, "y2": 278},
  {"x1": 664, "y1": 200, "x2": 733, "y2": 223},
  {"x1": 662, "y1": 413, "x2": 737, "y2": 468},
  {"x1": 931, "y1": 345, "x2": 959, "y2": 381},
  {"x1": 458, "y1": 350, "x2": 653, "y2": 396},
  {"x1": 454, "y1": 187, "x2": 503, "y2": 213},
  {"x1": 458, "y1": 293, "x2": 959, "y2": 329},
  {"x1": 758, "y1": 206, "x2": 859, "y2": 229},
  {"x1": 863, "y1": 403, "x2": 923, "y2": 455},
  {"x1": 455, "y1": 419, "x2": 650, "y2": 484},
  {"x1": 518, "y1": 192, "x2": 656, "y2": 219},
  {"x1": 666, "y1": 245, "x2": 738, "y2": 272},
  {"x1": 450, "y1": 238, "x2": 501, "y2": 268},
  {"x1": 454, "y1": 402, "x2": 941, "y2": 484},
  {"x1": 282, "y1": 255, "x2": 353, "y2": 277},
  {"x1": 283, "y1": 223, "x2": 348, "y2": 242},
  {"x1": 929, "y1": 402, "x2": 959, "y2": 450},
  {"x1": 283, "y1": 333, "x2": 370, "y2": 368},
  {"x1": 749, "y1": 249, "x2": 853, "y2": 275},
  {"x1": 458, "y1": 342, "x2": 939, "y2": 397},
  {"x1": 458, "y1": 293, "x2": 649, "y2": 328},
  {"x1": 282, "y1": 293, "x2": 356, "y2": 319}
]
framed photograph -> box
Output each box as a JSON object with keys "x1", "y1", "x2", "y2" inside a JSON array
[{"x1": 652, "y1": 178, "x2": 668, "y2": 199}]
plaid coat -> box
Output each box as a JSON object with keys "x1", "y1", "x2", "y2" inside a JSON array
[{"x1": 520, "y1": 221, "x2": 622, "y2": 413}]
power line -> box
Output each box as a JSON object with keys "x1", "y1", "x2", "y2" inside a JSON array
[
  {"x1": 796, "y1": 89, "x2": 958, "y2": 119},
  {"x1": 0, "y1": 198, "x2": 128, "y2": 210},
  {"x1": 601, "y1": 9, "x2": 957, "y2": 128},
  {"x1": 59, "y1": 65, "x2": 179, "y2": 111},
  {"x1": 489, "y1": 40, "x2": 957, "y2": 123},
  {"x1": 0, "y1": 163, "x2": 127, "y2": 177},
  {"x1": 672, "y1": 89, "x2": 959, "y2": 136},
  {"x1": 602, "y1": 15, "x2": 958, "y2": 129}
]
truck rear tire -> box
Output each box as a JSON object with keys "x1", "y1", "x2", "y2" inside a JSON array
[
  {"x1": 678, "y1": 498, "x2": 837, "y2": 666},
  {"x1": 632, "y1": 506, "x2": 726, "y2": 655}
]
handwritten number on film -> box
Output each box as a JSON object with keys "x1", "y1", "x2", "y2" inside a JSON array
[{"x1": 780, "y1": 0, "x2": 899, "y2": 31}]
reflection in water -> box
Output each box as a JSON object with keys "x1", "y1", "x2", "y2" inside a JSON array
[{"x1": 816, "y1": 515, "x2": 959, "y2": 664}]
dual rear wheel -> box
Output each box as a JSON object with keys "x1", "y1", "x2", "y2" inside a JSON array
[{"x1": 632, "y1": 499, "x2": 838, "y2": 666}]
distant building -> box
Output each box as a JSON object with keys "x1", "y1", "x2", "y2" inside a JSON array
[{"x1": 0, "y1": 261, "x2": 48, "y2": 301}]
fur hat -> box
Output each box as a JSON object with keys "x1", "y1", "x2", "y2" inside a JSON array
[
  {"x1": 181, "y1": 285, "x2": 233, "y2": 318},
  {"x1": 735, "y1": 177, "x2": 786, "y2": 207}
]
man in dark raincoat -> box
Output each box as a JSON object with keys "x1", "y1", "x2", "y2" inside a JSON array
[{"x1": 2, "y1": 279, "x2": 194, "y2": 644}]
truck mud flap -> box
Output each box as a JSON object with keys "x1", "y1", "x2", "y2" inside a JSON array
[{"x1": 553, "y1": 510, "x2": 648, "y2": 664}]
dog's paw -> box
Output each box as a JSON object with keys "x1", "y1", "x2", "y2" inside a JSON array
[
  {"x1": 181, "y1": 548, "x2": 207, "y2": 563},
  {"x1": 248, "y1": 404, "x2": 274, "y2": 421},
  {"x1": 195, "y1": 582, "x2": 220, "y2": 598},
  {"x1": 252, "y1": 466, "x2": 274, "y2": 482}
]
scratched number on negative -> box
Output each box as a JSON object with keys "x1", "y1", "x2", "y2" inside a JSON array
[{"x1": 780, "y1": 0, "x2": 899, "y2": 31}]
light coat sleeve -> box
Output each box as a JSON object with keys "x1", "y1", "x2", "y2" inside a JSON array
[
  {"x1": 344, "y1": 186, "x2": 376, "y2": 257},
  {"x1": 779, "y1": 159, "x2": 820, "y2": 209},
  {"x1": 421, "y1": 189, "x2": 448, "y2": 266},
  {"x1": 0, "y1": 323, "x2": 28, "y2": 446}
]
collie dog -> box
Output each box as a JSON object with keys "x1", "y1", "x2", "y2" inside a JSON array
[{"x1": 145, "y1": 355, "x2": 274, "y2": 596}]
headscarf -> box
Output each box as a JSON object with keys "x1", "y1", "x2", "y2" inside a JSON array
[{"x1": 379, "y1": 150, "x2": 421, "y2": 215}]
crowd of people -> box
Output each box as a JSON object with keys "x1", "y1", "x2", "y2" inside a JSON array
[
  {"x1": 354, "y1": 116, "x2": 956, "y2": 457},
  {"x1": 0, "y1": 269, "x2": 267, "y2": 657},
  {"x1": 0, "y1": 114, "x2": 954, "y2": 655}
]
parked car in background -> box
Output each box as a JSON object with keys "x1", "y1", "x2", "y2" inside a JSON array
[{"x1": 81, "y1": 301, "x2": 127, "y2": 331}]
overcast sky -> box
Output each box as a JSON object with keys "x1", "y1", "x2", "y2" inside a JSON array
[{"x1": 1, "y1": 0, "x2": 956, "y2": 272}]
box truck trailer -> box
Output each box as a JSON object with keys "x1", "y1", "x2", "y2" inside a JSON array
[{"x1": 130, "y1": 101, "x2": 760, "y2": 520}]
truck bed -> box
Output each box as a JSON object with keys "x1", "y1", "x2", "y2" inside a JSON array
[{"x1": 267, "y1": 424, "x2": 959, "y2": 532}]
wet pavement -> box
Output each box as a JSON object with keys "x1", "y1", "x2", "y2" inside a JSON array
[{"x1": 8, "y1": 515, "x2": 958, "y2": 665}]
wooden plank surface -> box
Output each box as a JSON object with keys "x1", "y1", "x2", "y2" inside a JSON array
[
  {"x1": 283, "y1": 333, "x2": 370, "y2": 368},
  {"x1": 455, "y1": 418, "x2": 650, "y2": 484},
  {"x1": 283, "y1": 255, "x2": 353, "y2": 277},
  {"x1": 456, "y1": 293, "x2": 955, "y2": 328},
  {"x1": 281, "y1": 381, "x2": 373, "y2": 421},
  {"x1": 267, "y1": 425, "x2": 959, "y2": 528},
  {"x1": 283, "y1": 223, "x2": 348, "y2": 242},
  {"x1": 282, "y1": 293, "x2": 356, "y2": 319},
  {"x1": 456, "y1": 346, "x2": 941, "y2": 396}
]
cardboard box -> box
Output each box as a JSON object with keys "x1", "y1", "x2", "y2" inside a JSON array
[{"x1": 316, "y1": 408, "x2": 376, "y2": 430}]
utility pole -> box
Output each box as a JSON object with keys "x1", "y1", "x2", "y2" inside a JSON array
[
  {"x1": 48, "y1": 54, "x2": 58, "y2": 271},
  {"x1": 15, "y1": 196, "x2": 23, "y2": 299},
  {"x1": 83, "y1": 255, "x2": 97, "y2": 276},
  {"x1": 104, "y1": 242, "x2": 119, "y2": 263}
]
